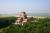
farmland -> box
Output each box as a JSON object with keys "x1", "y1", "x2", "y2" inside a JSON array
[{"x1": 0, "y1": 16, "x2": 50, "y2": 33}]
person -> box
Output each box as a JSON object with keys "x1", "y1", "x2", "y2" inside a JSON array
[
  {"x1": 15, "y1": 12, "x2": 27, "y2": 26},
  {"x1": 15, "y1": 13, "x2": 23, "y2": 25},
  {"x1": 21, "y1": 12, "x2": 27, "y2": 25}
]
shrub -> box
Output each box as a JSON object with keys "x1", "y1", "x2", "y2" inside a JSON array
[{"x1": 0, "y1": 17, "x2": 16, "y2": 29}]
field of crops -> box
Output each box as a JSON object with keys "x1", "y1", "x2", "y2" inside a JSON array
[{"x1": 0, "y1": 17, "x2": 50, "y2": 33}]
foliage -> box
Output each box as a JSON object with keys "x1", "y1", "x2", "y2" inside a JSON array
[
  {"x1": 0, "y1": 17, "x2": 16, "y2": 29},
  {"x1": 0, "y1": 17, "x2": 50, "y2": 33}
]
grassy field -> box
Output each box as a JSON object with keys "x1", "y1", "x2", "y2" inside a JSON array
[{"x1": 0, "y1": 17, "x2": 50, "y2": 33}]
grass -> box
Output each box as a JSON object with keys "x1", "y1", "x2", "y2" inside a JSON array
[{"x1": 0, "y1": 17, "x2": 50, "y2": 33}]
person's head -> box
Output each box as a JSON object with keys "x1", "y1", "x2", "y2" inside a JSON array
[
  {"x1": 22, "y1": 12, "x2": 26, "y2": 14},
  {"x1": 21, "y1": 12, "x2": 26, "y2": 15}
]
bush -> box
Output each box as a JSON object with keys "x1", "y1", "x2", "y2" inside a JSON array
[{"x1": 0, "y1": 17, "x2": 16, "y2": 29}]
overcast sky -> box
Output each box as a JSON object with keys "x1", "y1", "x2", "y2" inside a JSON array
[{"x1": 0, "y1": 0, "x2": 49, "y2": 15}]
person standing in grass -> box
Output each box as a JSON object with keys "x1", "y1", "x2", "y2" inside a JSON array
[
  {"x1": 15, "y1": 12, "x2": 27, "y2": 26},
  {"x1": 21, "y1": 12, "x2": 27, "y2": 25}
]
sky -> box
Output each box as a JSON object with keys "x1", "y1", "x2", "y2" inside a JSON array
[{"x1": 0, "y1": 0, "x2": 49, "y2": 16}]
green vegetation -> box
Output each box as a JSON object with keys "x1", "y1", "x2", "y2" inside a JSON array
[
  {"x1": 0, "y1": 17, "x2": 16, "y2": 29},
  {"x1": 0, "y1": 17, "x2": 50, "y2": 33}
]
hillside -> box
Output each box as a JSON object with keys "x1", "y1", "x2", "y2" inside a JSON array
[{"x1": 0, "y1": 17, "x2": 50, "y2": 33}]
